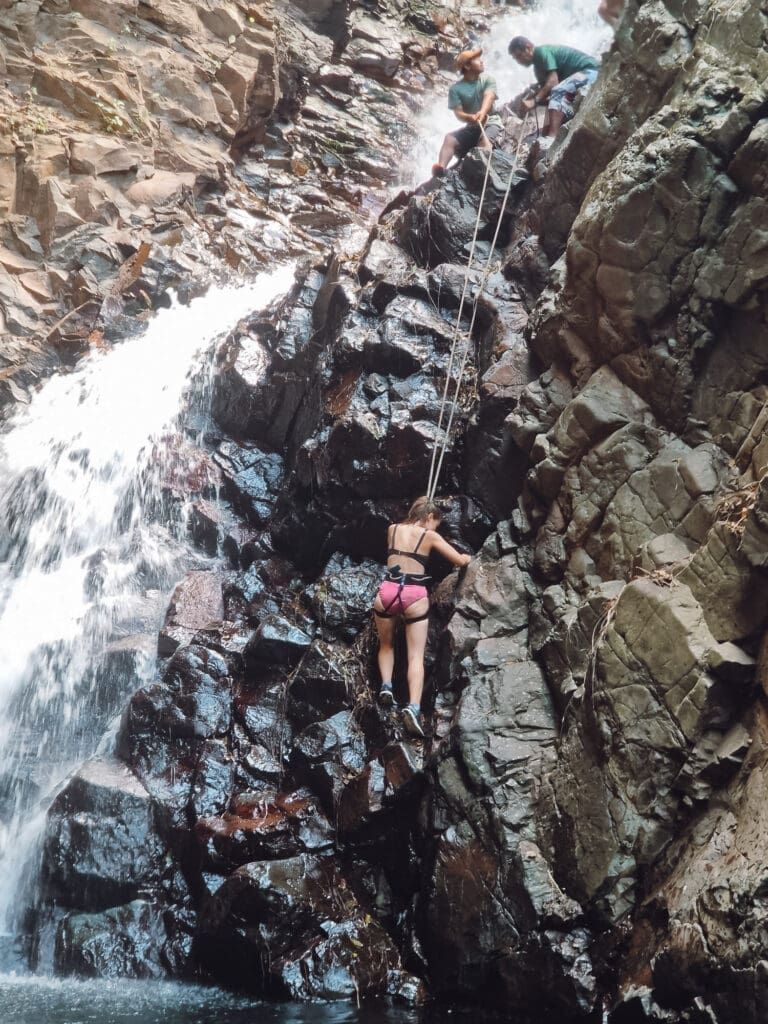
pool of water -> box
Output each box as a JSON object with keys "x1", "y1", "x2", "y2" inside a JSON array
[{"x1": 0, "y1": 975, "x2": 428, "y2": 1024}]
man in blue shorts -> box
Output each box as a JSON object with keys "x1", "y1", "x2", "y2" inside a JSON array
[
  {"x1": 431, "y1": 47, "x2": 503, "y2": 177},
  {"x1": 508, "y1": 37, "x2": 599, "y2": 142}
]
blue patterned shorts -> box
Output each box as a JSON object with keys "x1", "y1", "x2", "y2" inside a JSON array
[{"x1": 548, "y1": 68, "x2": 599, "y2": 118}]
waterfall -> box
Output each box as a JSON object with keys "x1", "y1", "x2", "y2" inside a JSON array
[{"x1": 0, "y1": 265, "x2": 296, "y2": 939}]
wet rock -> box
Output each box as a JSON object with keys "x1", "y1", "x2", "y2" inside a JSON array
[
  {"x1": 291, "y1": 710, "x2": 368, "y2": 811},
  {"x1": 210, "y1": 287, "x2": 323, "y2": 450},
  {"x1": 273, "y1": 917, "x2": 404, "y2": 1000},
  {"x1": 399, "y1": 150, "x2": 527, "y2": 268},
  {"x1": 286, "y1": 640, "x2": 356, "y2": 729},
  {"x1": 195, "y1": 788, "x2": 334, "y2": 870},
  {"x1": 188, "y1": 499, "x2": 230, "y2": 556},
  {"x1": 190, "y1": 738, "x2": 235, "y2": 823},
  {"x1": 337, "y1": 759, "x2": 387, "y2": 834},
  {"x1": 24, "y1": 0, "x2": 768, "y2": 1012},
  {"x1": 54, "y1": 900, "x2": 178, "y2": 980},
  {"x1": 197, "y1": 853, "x2": 404, "y2": 998},
  {"x1": 359, "y1": 236, "x2": 423, "y2": 289},
  {"x1": 213, "y1": 442, "x2": 284, "y2": 527},
  {"x1": 245, "y1": 613, "x2": 314, "y2": 667},
  {"x1": 236, "y1": 735, "x2": 283, "y2": 785},
  {"x1": 40, "y1": 759, "x2": 162, "y2": 911},
  {"x1": 158, "y1": 572, "x2": 226, "y2": 657},
  {"x1": 304, "y1": 553, "x2": 379, "y2": 640},
  {"x1": 382, "y1": 742, "x2": 421, "y2": 794},
  {"x1": 128, "y1": 645, "x2": 232, "y2": 742},
  {"x1": 222, "y1": 522, "x2": 275, "y2": 571},
  {"x1": 117, "y1": 730, "x2": 197, "y2": 833},
  {"x1": 222, "y1": 562, "x2": 280, "y2": 623}
]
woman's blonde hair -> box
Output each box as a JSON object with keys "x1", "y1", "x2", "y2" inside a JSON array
[{"x1": 404, "y1": 496, "x2": 443, "y2": 524}]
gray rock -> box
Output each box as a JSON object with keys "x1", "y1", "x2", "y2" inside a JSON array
[
  {"x1": 197, "y1": 853, "x2": 408, "y2": 998},
  {"x1": 304, "y1": 553, "x2": 379, "y2": 640},
  {"x1": 40, "y1": 759, "x2": 162, "y2": 911},
  {"x1": 55, "y1": 900, "x2": 175, "y2": 980}
]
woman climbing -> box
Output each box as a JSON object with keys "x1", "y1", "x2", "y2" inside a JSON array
[{"x1": 373, "y1": 497, "x2": 471, "y2": 737}]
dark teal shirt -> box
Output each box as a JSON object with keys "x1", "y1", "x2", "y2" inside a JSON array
[
  {"x1": 533, "y1": 44, "x2": 598, "y2": 85},
  {"x1": 447, "y1": 73, "x2": 503, "y2": 128}
]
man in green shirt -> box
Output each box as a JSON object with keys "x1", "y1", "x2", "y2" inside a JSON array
[
  {"x1": 508, "y1": 37, "x2": 599, "y2": 141},
  {"x1": 431, "y1": 47, "x2": 503, "y2": 178}
]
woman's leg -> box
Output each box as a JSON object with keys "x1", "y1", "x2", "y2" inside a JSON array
[
  {"x1": 403, "y1": 598, "x2": 430, "y2": 707},
  {"x1": 373, "y1": 595, "x2": 396, "y2": 686}
]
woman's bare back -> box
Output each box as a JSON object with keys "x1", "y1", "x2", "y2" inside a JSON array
[{"x1": 386, "y1": 522, "x2": 469, "y2": 574}]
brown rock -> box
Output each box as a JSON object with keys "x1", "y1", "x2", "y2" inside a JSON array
[
  {"x1": 19, "y1": 271, "x2": 54, "y2": 303},
  {"x1": 158, "y1": 571, "x2": 226, "y2": 656},
  {"x1": 69, "y1": 137, "x2": 143, "y2": 176},
  {"x1": 126, "y1": 170, "x2": 196, "y2": 206},
  {"x1": 38, "y1": 179, "x2": 84, "y2": 251},
  {"x1": 197, "y1": 5, "x2": 244, "y2": 40},
  {"x1": 0, "y1": 246, "x2": 39, "y2": 275}
]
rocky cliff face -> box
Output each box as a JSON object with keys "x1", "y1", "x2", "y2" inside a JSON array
[
  {"x1": 8, "y1": 0, "x2": 768, "y2": 1019},
  {"x1": 0, "y1": 0, "x2": 453, "y2": 397}
]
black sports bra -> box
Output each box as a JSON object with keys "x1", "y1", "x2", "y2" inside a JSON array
[{"x1": 387, "y1": 526, "x2": 428, "y2": 568}]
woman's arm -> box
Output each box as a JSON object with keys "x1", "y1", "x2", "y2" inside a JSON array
[{"x1": 428, "y1": 531, "x2": 472, "y2": 567}]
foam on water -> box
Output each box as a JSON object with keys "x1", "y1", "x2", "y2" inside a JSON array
[{"x1": 0, "y1": 972, "x2": 411, "y2": 1024}]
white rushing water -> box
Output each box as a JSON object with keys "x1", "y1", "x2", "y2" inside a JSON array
[
  {"x1": 403, "y1": 0, "x2": 613, "y2": 184},
  {"x1": 0, "y1": 264, "x2": 296, "y2": 934}
]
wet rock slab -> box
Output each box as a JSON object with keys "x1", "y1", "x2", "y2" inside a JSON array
[
  {"x1": 40, "y1": 758, "x2": 163, "y2": 911},
  {"x1": 197, "y1": 852, "x2": 413, "y2": 999},
  {"x1": 158, "y1": 572, "x2": 226, "y2": 657},
  {"x1": 194, "y1": 788, "x2": 334, "y2": 870},
  {"x1": 54, "y1": 899, "x2": 188, "y2": 980}
]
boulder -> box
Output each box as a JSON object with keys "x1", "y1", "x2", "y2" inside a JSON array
[
  {"x1": 158, "y1": 572, "x2": 226, "y2": 657},
  {"x1": 54, "y1": 900, "x2": 179, "y2": 979},
  {"x1": 290, "y1": 711, "x2": 368, "y2": 811},
  {"x1": 304, "y1": 553, "x2": 379, "y2": 640},
  {"x1": 40, "y1": 759, "x2": 162, "y2": 910},
  {"x1": 194, "y1": 788, "x2": 334, "y2": 870},
  {"x1": 245, "y1": 613, "x2": 314, "y2": 667},
  {"x1": 399, "y1": 150, "x2": 527, "y2": 268},
  {"x1": 197, "y1": 853, "x2": 406, "y2": 998},
  {"x1": 127, "y1": 644, "x2": 232, "y2": 742}
]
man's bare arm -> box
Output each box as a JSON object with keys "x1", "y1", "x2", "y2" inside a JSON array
[{"x1": 522, "y1": 71, "x2": 559, "y2": 111}]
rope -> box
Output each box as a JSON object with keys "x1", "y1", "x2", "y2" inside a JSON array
[
  {"x1": 425, "y1": 120, "x2": 496, "y2": 500},
  {"x1": 426, "y1": 112, "x2": 533, "y2": 499}
]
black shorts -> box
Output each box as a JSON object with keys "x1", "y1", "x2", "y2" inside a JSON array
[{"x1": 451, "y1": 121, "x2": 502, "y2": 157}]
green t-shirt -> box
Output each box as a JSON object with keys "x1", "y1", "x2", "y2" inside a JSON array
[
  {"x1": 532, "y1": 45, "x2": 598, "y2": 85},
  {"x1": 447, "y1": 72, "x2": 503, "y2": 128}
]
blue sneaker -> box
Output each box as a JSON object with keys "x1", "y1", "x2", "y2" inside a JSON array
[
  {"x1": 402, "y1": 704, "x2": 424, "y2": 738},
  {"x1": 378, "y1": 683, "x2": 394, "y2": 708}
]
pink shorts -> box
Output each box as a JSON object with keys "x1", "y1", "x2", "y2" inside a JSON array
[{"x1": 377, "y1": 581, "x2": 428, "y2": 615}]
